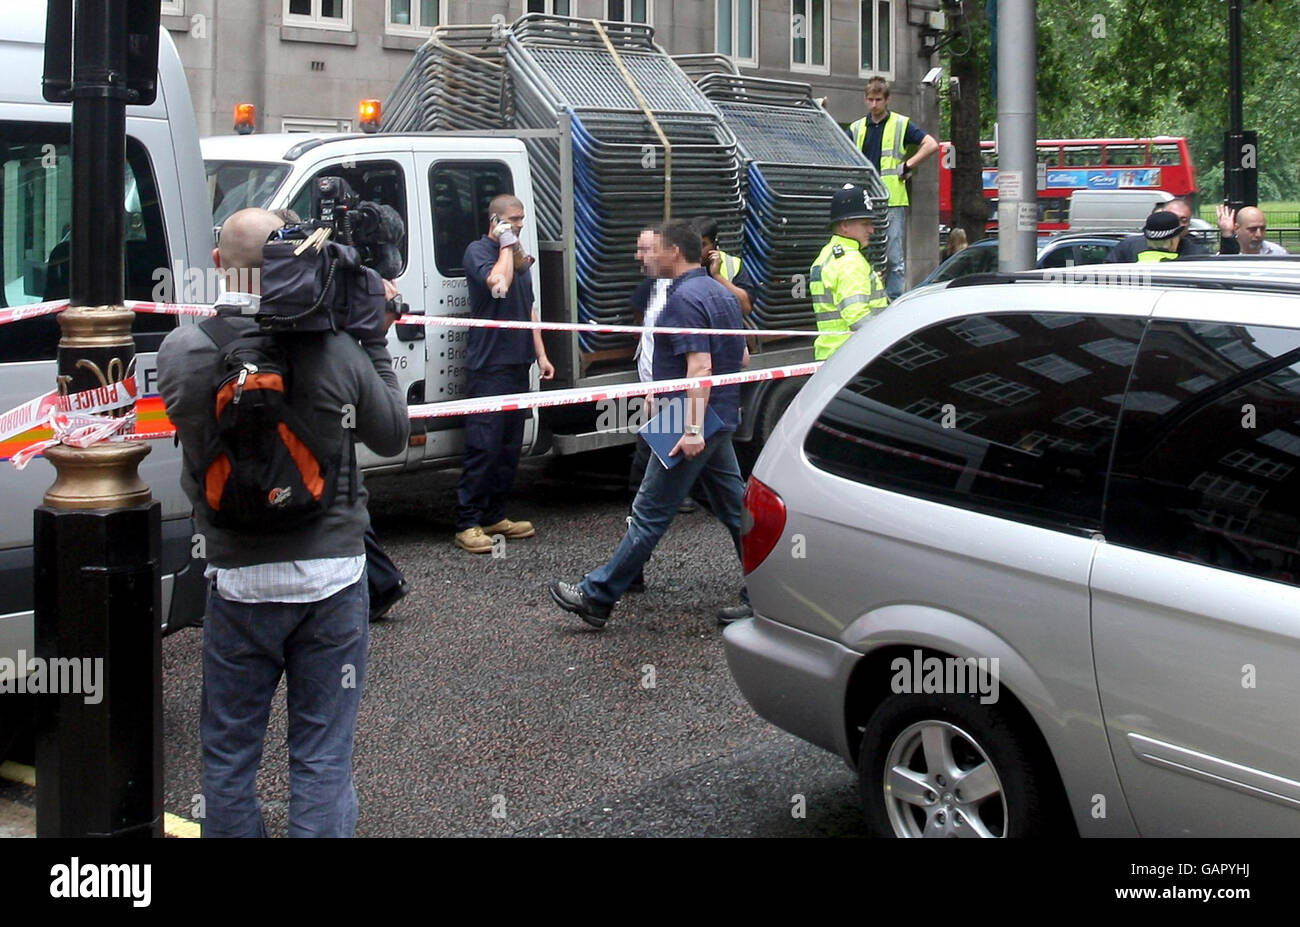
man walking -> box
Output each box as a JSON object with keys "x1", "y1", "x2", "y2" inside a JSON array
[
  {"x1": 157, "y1": 207, "x2": 409, "y2": 837},
  {"x1": 548, "y1": 221, "x2": 749, "y2": 628},
  {"x1": 810, "y1": 184, "x2": 891, "y2": 360},
  {"x1": 455, "y1": 194, "x2": 554, "y2": 553},
  {"x1": 848, "y1": 76, "x2": 938, "y2": 298}
]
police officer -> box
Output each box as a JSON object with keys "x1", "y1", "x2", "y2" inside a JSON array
[
  {"x1": 1136, "y1": 210, "x2": 1183, "y2": 263},
  {"x1": 809, "y1": 184, "x2": 890, "y2": 360}
]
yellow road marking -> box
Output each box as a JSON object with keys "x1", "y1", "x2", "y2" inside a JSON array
[{"x1": 0, "y1": 761, "x2": 35, "y2": 787}]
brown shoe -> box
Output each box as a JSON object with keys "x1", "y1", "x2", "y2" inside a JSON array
[
  {"x1": 482, "y1": 518, "x2": 535, "y2": 540},
  {"x1": 454, "y1": 526, "x2": 494, "y2": 553}
]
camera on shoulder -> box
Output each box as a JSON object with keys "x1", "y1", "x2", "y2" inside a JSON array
[{"x1": 253, "y1": 176, "x2": 407, "y2": 340}]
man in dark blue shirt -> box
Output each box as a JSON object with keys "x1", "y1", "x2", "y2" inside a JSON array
[
  {"x1": 455, "y1": 194, "x2": 554, "y2": 553},
  {"x1": 549, "y1": 220, "x2": 751, "y2": 629}
]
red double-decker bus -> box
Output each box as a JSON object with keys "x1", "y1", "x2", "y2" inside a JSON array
[{"x1": 938, "y1": 137, "x2": 1198, "y2": 232}]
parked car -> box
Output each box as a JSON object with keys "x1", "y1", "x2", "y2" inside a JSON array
[
  {"x1": 725, "y1": 260, "x2": 1300, "y2": 837},
  {"x1": 922, "y1": 231, "x2": 1126, "y2": 287}
]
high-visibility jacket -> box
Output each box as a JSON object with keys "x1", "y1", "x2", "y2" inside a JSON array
[
  {"x1": 809, "y1": 234, "x2": 889, "y2": 360},
  {"x1": 1136, "y1": 248, "x2": 1179, "y2": 263},
  {"x1": 850, "y1": 111, "x2": 911, "y2": 206},
  {"x1": 716, "y1": 249, "x2": 742, "y2": 282}
]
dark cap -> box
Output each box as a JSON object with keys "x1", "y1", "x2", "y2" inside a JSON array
[{"x1": 1144, "y1": 210, "x2": 1182, "y2": 240}]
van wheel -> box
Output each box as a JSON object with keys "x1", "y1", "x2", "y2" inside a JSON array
[
  {"x1": 858, "y1": 693, "x2": 1060, "y2": 837},
  {"x1": 738, "y1": 377, "x2": 806, "y2": 475}
]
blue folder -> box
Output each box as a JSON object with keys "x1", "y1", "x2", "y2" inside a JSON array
[{"x1": 638, "y1": 396, "x2": 726, "y2": 469}]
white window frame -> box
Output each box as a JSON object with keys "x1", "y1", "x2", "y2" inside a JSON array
[
  {"x1": 160, "y1": 0, "x2": 185, "y2": 15},
  {"x1": 716, "y1": 0, "x2": 758, "y2": 68},
  {"x1": 282, "y1": 116, "x2": 353, "y2": 133},
  {"x1": 858, "y1": 0, "x2": 895, "y2": 80},
  {"x1": 523, "y1": 0, "x2": 572, "y2": 14},
  {"x1": 605, "y1": 0, "x2": 653, "y2": 24},
  {"x1": 283, "y1": 0, "x2": 353, "y2": 32},
  {"x1": 790, "y1": 0, "x2": 829, "y2": 75},
  {"x1": 386, "y1": 0, "x2": 446, "y2": 35}
]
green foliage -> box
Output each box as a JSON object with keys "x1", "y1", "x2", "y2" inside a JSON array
[{"x1": 950, "y1": 0, "x2": 1299, "y2": 201}]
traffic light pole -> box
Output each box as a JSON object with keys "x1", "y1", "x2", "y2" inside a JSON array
[{"x1": 34, "y1": 0, "x2": 163, "y2": 838}]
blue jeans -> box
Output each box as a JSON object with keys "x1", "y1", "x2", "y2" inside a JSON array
[
  {"x1": 885, "y1": 205, "x2": 907, "y2": 299},
  {"x1": 200, "y1": 579, "x2": 369, "y2": 838},
  {"x1": 582, "y1": 430, "x2": 745, "y2": 606}
]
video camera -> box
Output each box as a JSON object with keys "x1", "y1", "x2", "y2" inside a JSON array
[{"x1": 254, "y1": 176, "x2": 406, "y2": 340}]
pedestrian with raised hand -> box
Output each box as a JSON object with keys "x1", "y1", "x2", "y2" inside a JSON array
[
  {"x1": 454, "y1": 194, "x2": 554, "y2": 554},
  {"x1": 548, "y1": 220, "x2": 752, "y2": 629}
]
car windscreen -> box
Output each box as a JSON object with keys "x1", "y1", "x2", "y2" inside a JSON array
[{"x1": 206, "y1": 161, "x2": 290, "y2": 225}]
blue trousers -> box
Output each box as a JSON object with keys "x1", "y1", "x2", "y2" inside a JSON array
[
  {"x1": 200, "y1": 578, "x2": 369, "y2": 838},
  {"x1": 457, "y1": 363, "x2": 530, "y2": 530},
  {"x1": 885, "y1": 205, "x2": 907, "y2": 299},
  {"x1": 583, "y1": 430, "x2": 745, "y2": 607}
]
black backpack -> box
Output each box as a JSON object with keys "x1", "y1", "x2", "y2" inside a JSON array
[{"x1": 195, "y1": 316, "x2": 354, "y2": 532}]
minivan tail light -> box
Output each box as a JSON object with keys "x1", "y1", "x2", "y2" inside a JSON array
[{"x1": 742, "y1": 477, "x2": 787, "y2": 574}]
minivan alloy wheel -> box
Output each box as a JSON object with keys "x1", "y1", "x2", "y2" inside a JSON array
[{"x1": 882, "y1": 720, "x2": 1007, "y2": 837}]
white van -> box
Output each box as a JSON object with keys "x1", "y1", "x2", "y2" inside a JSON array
[
  {"x1": 202, "y1": 132, "x2": 544, "y2": 470},
  {"x1": 1067, "y1": 189, "x2": 1174, "y2": 231},
  {"x1": 0, "y1": 8, "x2": 212, "y2": 739}
]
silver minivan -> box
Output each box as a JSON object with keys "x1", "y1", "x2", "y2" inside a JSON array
[
  {"x1": 726, "y1": 260, "x2": 1300, "y2": 837},
  {"x1": 0, "y1": 9, "x2": 212, "y2": 746}
]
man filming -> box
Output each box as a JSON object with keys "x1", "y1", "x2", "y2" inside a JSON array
[{"x1": 157, "y1": 207, "x2": 408, "y2": 837}]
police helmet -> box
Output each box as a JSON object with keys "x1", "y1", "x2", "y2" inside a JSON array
[{"x1": 829, "y1": 183, "x2": 875, "y2": 225}]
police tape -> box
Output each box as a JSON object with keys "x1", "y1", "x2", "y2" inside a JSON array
[
  {"x1": 0, "y1": 377, "x2": 138, "y2": 446},
  {"x1": 11, "y1": 411, "x2": 136, "y2": 471},
  {"x1": 3, "y1": 298, "x2": 821, "y2": 339},
  {"x1": 405, "y1": 362, "x2": 823, "y2": 419}
]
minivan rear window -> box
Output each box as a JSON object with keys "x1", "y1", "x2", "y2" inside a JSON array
[{"x1": 804, "y1": 312, "x2": 1147, "y2": 534}]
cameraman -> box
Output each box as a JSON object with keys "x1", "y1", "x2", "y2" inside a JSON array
[
  {"x1": 157, "y1": 207, "x2": 408, "y2": 837},
  {"x1": 454, "y1": 194, "x2": 554, "y2": 554}
]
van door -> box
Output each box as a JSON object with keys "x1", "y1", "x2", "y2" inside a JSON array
[
  {"x1": 413, "y1": 152, "x2": 539, "y2": 464},
  {"x1": 280, "y1": 151, "x2": 423, "y2": 472},
  {"x1": 0, "y1": 121, "x2": 191, "y2": 651},
  {"x1": 1093, "y1": 296, "x2": 1300, "y2": 835}
]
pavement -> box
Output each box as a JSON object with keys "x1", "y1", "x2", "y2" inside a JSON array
[{"x1": 3, "y1": 447, "x2": 868, "y2": 838}]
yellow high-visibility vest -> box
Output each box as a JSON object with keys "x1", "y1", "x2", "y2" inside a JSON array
[
  {"x1": 851, "y1": 111, "x2": 911, "y2": 206},
  {"x1": 808, "y1": 234, "x2": 889, "y2": 360}
]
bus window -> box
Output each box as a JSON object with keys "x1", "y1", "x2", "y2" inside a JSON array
[
  {"x1": 1151, "y1": 143, "x2": 1182, "y2": 165},
  {"x1": 1063, "y1": 145, "x2": 1102, "y2": 166},
  {"x1": 980, "y1": 148, "x2": 997, "y2": 169},
  {"x1": 1105, "y1": 144, "x2": 1147, "y2": 166},
  {"x1": 1037, "y1": 145, "x2": 1059, "y2": 167}
]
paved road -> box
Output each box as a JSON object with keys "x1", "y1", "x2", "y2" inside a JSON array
[{"x1": 159, "y1": 448, "x2": 867, "y2": 837}]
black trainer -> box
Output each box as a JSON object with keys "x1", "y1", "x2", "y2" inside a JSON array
[
  {"x1": 716, "y1": 602, "x2": 754, "y2": 625},
  {"x1": 548, "y1": 580, "x2": 612, "y2": 628},
  {"x1": 369, "y1": 580, "x2": 410, "y2": 622},
  {"x1": 627, "y1": 572, "x2": 647, "y2": 593}
]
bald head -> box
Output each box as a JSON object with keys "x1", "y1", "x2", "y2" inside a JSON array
[
  {"x1": 216, "y1": 208, "x2": 285, "y2": 273},
  {"x1": 1235, "y1": 206, "x2": 1269, "y2": 254}
]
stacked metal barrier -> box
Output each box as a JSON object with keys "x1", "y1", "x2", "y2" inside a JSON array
[
  {"x1": 692, "y1": 73, "x2": 889, "y2": 334},
  {"x1": 385, "y1": 15, "x2": 745, "y2": 358}
]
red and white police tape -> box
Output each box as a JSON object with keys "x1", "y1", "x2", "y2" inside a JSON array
[{"x1": 0, "y1": 298, "x2": 825, "y2": 463}]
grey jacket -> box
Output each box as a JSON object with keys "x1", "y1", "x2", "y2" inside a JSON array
[{"x1": 156, "y1": 315, "x2": 408, "y2": 568}]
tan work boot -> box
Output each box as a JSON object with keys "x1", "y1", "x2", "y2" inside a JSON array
[
  {"x1": 454, "y1": 526, "x2": 494, "y2": 553},
  {"x1": 481, "y1": 518, "x2": 535, "y2": 539}
]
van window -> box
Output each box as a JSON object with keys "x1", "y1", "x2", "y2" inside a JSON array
[
  {"x1": 0, "y1": 122, "x2": 173, "y2": 361},
  {"x1": 207, "y1": 161, "x2": 290, "y2": 225},
  {"x1": 286, "y1": 159, "x2": 407, "y2": 274},
  {"x1": 1107, "y1": 320, "x2": 1300, "y2": 587},
  {"x1": 804, "y1": 312, "x2": 1148, "y2": 534},
  {"x1": 429, "y1": 161, "x2": 515, "y2": 277}
]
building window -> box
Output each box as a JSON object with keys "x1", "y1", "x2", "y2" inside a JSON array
[
  {"x1": 284, "y1": 0, "x2": 352, "y2": 31},
  {"x1": 160, "y1": 0, "x2": 185, "y2": 15},
  {"x1": 790, "y1": 0, "x2": 828, "y2": 73},
  {"x1": 859, "y1": 0, "x2": 893, "y2": 78},
  {"x1": 717, "y1": 0, "x2": 757, "y2": 66},
  {"x1": 606, "y1": 0, "x2": 651, "y2": 23},
  {"x1": 526, "y1": 0, "x2": 572, "y2": 14},
  {"x1": 387, "y1": 0, "x2": 444, "y2": 33}
]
